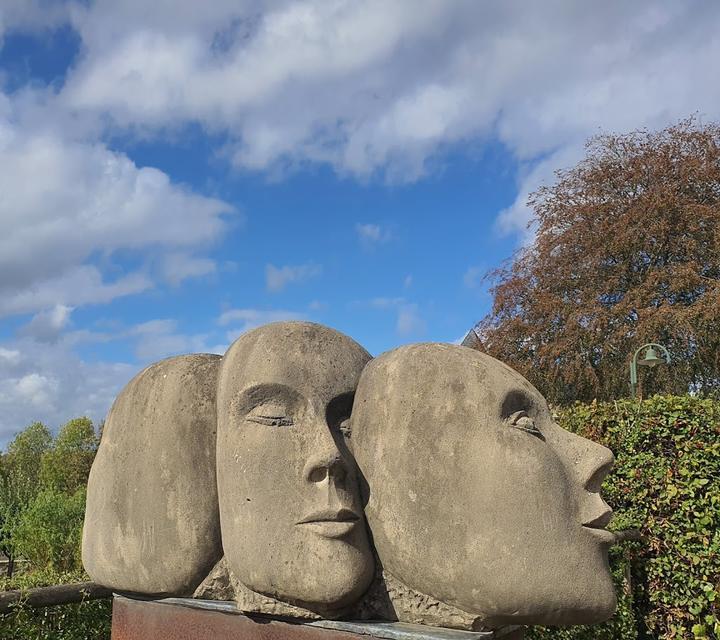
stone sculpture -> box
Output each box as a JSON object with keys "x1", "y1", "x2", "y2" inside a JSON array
[
  {"x1": 215, "y1": 322, "x2": 374, "y2": 615},
  {"x1": 351, "y1": 343, "x2": 617, "y2": 628},
  {"x1": 82, "y1": 354, "x2": 222, "y2": 595},
  {"x1": 82, "y1": 322, "x2": 619, "y2": 632}
]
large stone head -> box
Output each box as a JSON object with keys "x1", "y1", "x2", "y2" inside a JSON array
[
  {"x1": 83, "y1": 354, "x2": 222, "y2": 596},
  {"x1": 351, "y1": 343, "x2": 617, "y2": 628},
  {"x1": 216, "y1": 322, "x2": 374, "y2": 612}
]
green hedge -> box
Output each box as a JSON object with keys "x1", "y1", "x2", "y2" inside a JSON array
[
  {"x1": 528, "y1": 395, "x2": 720, "y2": 640},
  {"x1": 2, "y1": 396, "x2": 717, "y2": 639},
  {"x1": 0, "y1": 569, "x2": 111, "y2": 640}
]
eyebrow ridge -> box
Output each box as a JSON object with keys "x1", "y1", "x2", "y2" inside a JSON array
[
  {"x1": 235, "y1": 382, "x2": 304, "y2": 407},
  {"x1": 500, "y1": 389, "x2": 536, "y2": 419}
]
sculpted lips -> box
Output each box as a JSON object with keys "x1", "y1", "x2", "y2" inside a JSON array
[
  {"x1": 297, "y1": 508, "x2": 360, "y2": 539},
  {"x1": 582, "y1": 507, "x2": 615, "y2": 543},
  {"x1": 583, "y1": 507, "x2": 612, "y2": 529}
]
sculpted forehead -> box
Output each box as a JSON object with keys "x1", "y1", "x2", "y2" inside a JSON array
[
  {"x1": 218, "y1": 322, "x2": 371, "y2": 406},
  {"x1": 354, "y1": 343, "x2": 545, "y2": 426}
]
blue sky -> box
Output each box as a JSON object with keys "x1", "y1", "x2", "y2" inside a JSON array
[{"x1": 1, "y1": 1, "x2": 719, "y2": 444}]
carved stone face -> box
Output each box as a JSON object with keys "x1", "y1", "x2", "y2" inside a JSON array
[
  {"x1": 351, "y1": 344, "x2": 617, "y2": 628},
  {"x1": 216, "y1": 322, "x2": 374, "y2": 612}
]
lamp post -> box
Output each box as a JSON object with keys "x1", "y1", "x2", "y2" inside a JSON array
[{"x1": 629, "y1": 343, "x2": 670, "y2": 399}]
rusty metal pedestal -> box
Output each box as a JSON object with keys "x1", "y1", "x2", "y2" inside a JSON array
[{"x1": 111, "y1": 596, "x2": 524, "y2": 640}]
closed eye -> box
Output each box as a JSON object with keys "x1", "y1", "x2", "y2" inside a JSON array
[
  {"x1": 508, "y1": 410, "x2": 543, "y2": 439},
  {"x1": 247, "y1": 415, "x2": 294, "y2": 427}
]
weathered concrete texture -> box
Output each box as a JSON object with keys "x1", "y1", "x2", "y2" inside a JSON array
[
  {"x1": 111, "y1": 596, "x2": 360, "y2": 640},
  {"x1": 351, "y1": 344, "x2": 617, "y2": 628},
  {"x1": 111, "y1": 596, "x2": 522, "y2": 640},
  {"x1": 83, "y1": 354, "x2": 222, "y2": 596},
  {"x1": 195, "y1": 556, "x2": 324, "y2": 620},
  {"x1": 216, "y1": 322, "x2": 375, "y2": 615}
]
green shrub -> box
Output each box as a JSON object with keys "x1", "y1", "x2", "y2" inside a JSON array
[
  {"x1": 12, "y1": 488, "x2": 86, "y2": 573},
  {"x1": 528, "y1": 395, "x2": 720, "y2": 640},
  {"x1": 0, "y1": 569, "x2": 111, "y2": 640},
  {"x1": 40, "y1": 417, "x2": 98, "y2": 494}
]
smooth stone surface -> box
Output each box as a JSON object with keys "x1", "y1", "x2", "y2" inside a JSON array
[
  {"x1": 351, "y1": 343, "x2": 617, "y2": 628},
  {"x1": 82, "y1": 321, "x2": 618, "y2": 631},
  {"x1": 83, "y1": 354, "x2": 222, "y2": 596},
  {"x1": 216, "y1": 322, "x2": 374, "y2": 615}
]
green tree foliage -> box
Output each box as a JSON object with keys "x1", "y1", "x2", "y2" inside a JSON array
[
  {"x1": 0, "y1": 419, "x2": 104, "y2": 636},
  {"x1": 12, "y1": 488, "x2": 86, "y2": 573},
  {"x1": 528, "y1": 395, "x2": 720, "y2": 640},
  {"x1": 0, "y1": 418, "x2": 97, "y2": 577},
  {"x1": 2, "y1": 402, "x2": 717, "y2": 640},
  {"x1": 40, "y1": 418, "x2": 98, "y2": 494},
  {"x1": 477, "y1": 118, "x2": 720, "y2": 404},
  {"x1": 0, "y1": 423, "x2": 52, "y2": 576}
]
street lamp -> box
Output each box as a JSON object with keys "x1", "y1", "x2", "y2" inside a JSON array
[{"x1": 630, "y1": 343, "x2": 671, "y2": 399}]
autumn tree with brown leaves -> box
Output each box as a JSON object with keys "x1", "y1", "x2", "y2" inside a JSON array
[{"x1": 475, "y1": 118, "x2": 720, "y2": 404}]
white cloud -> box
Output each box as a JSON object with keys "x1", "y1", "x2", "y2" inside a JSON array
[
  {"x1": 19, "y1": 305, "x2": 74, "y2": 343},
  {"x1": 403, "y1": 275, "x2": 413, "y2": 289},
  {"x1": 0, "y1": 1, "x2": 69, "y2": 42},
  {"x1": 308, "y1": 300, "x2": 327, "y2": 311},
  {"x1": 161, "y1": 252, "x2": 217, "y2": 286},
  {"x1": 355, "y1": 223, "x2": 392, "y2": 247},
  {"x1": 217, "y1": 308, "x2": 306, "y2": 342},
  {"x1": 128, "y1": 318, "x2": 222, "y2": 361},
  {"x1": 265, "y1": 263, "x2": 322, "y2": 292},
  {"x1": 1, "y1": 2, "x2": 717, "y2": 232},
  {"x1": 495, "y1": 145, "x2": 584, "y2": 240},
  {"x1": 13, "y1": 373, "x2": 58, "y2": 407},
  {"x1": 0, "y1": 334, "x2": 137, "y2": 445},
  {"x1": 20, "y1": 0, "x2": 712, "y2": 191},
  {"x1": 218, "y1": 308, "x2": 304, "y2": 326},
  {"x1": 0, "y1": 311, "x2": 235, "y2": 445},
  {"x1": 0, "y1": 266, "x2": 152, "y2": 317},
  {"x1": 0, "y1": 348, "x2": 21, "y2": 365},
  {"x1": 0, "y1": 108, "x2": 234, "y2": 317}
]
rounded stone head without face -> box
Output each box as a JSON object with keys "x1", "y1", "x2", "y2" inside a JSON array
[
  {"x1": 83, "y1": 354, "x2": 223, "y2": 596},
  {"x1": 350, "y1": 343, "x2": 617, "y2": 628},
  {"x1": 216, "y1": 322, "x2": 375, "y2": 613}
]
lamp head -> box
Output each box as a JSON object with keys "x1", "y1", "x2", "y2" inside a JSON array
[{"x1": 638, "y1": 346, "x2": 663, "y2": 368}]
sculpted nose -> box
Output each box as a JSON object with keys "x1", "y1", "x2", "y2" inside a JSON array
[
  {"x1": 304, "y1": 453, "x2": 348, "y2": 483},
  {"x1": 584, "y1": 444, "x2": 614, "y2": 493},
  {"x1": 571, "y1": 432, "x2": 614, "y2": 491},
  {"x1": 558, "y1": 426, "x2": 615, "y2": 491},
  {"x1": 303, "y1": 438, "x2": 348, "y2": 485}
]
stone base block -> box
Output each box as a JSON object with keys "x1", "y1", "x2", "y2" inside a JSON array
[{"x1": 110, "y1": 596, "x2": 524, "y2": 640}]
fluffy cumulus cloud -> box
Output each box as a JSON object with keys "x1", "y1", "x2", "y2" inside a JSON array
[
  {"x1": 18, "y1": 305, "x2": 74, "y2": 343},
  {"x1": 0, "y1": 312, "x2": 232, "y2": 443},
  {"x1": 34, "y1": 1, "x2": 714, "y2": 192},
  {"x1": 0, "y1": 332, "x2": 137, "y2": 443},
  {"x1": 0, "y1": 120, "x2": 233, "y2": 316},
  {"x1": 3, "y1": 1, "x2": 719, "y2": 226},
  {"x1": 1, "y1": 0, "x2": 718, "y2": 439}
]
